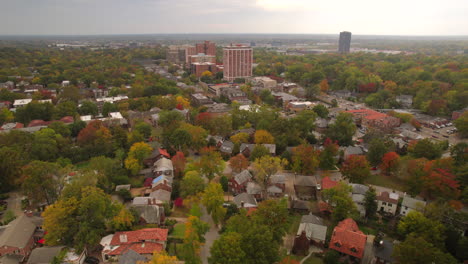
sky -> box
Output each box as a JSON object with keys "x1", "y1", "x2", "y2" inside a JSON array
[{"x1": 1, "y1": 0, "x2": 467, "y2": 35}]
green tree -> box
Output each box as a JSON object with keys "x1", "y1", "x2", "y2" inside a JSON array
[
  {"x1": 367, "y1": 138, "x2": 389, "y2": 167},
  {"x1": 21, "y1": 161, "x2": 60, "y2": 205},
  {"x1": 31, "y1": 128, "x2": 62, "y2": 161},
  {"x1": 102, "y1": 102, "x2": 118, "y2": 117},
  {"x1": 322, "y1": 182, "x2": 359, "y2": 222},
  {"x1": 251, "y1": 199, "x2": 289, "y2": 241},
  {"x1": 0, "y1": 147, "x2": 24, "y2": 192},
  {"x1": 397, "y1": 211, "x2": 446, "y2": 247},
  {"x1": 78, "y1": 101, "x2": 98, "y2": 116},
  {"x1": 454, "y1": 111, "x2": 468, "y2": 138},
  {"x1": 202, "y1": 183, "x2": 226, "y2": 225},
  {"x1": 180, "y1": 171, "x2": 206, "y2": 198},
  {"x1": 326, "y1": 112, "x2": 356, "y2": 146},
  {"x1": 195, "y1": 147, "x2": 225, "y2": 180},
  {"x1": 409, "y1": 138, "x2": 442, "y2": 159},
  {"x1": 134, "y1": 121, "x2": 152, "y2": 139},
  {"x1": 312, "y1": 104, "x2": 329, "y2": 118},
  {"x1": 209, "y1": 232, "x2": 246, "y2": 264},
  {"x1": 393, "y1": 234, "x2": 457, "y2": 264},
  {"x1": 249, "y1": 145, "x2": 270, "y2": 161},
  {"x1": 364, "y1": 187, "x2": 377, "y2": 219},
  {"x1": 241, "y1": 223, "x2": 280, "y2": 264},
  {"x1": 0, "y1": 107, "x2": 14, "y2": 125}
]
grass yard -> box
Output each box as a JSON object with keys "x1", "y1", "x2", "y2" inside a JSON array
[
  {"x1": 303, "y1": 256, "x2": 324, "y2": 264},
  {"x1": 167, "y1": 242, "x2": 184, "y2": 259},
  {"x1": 366, "y1": 173, "x2": 404, "y2": 190},
  {"x1": 171, "y1": 223, "x2": 186, "y2": 239},
  {"x1": 171, "y1": 206, "x2": 190, "y2": 218},
  {"x1": 289, "y1": 213, "x2": 303, "y2": 234}
]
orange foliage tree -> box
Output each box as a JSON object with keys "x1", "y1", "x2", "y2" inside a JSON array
[
  {"x1": 341, "y1": 155, "x2": 371, "y2": 184},
  {"x1": 380, "y1": 152, "x2": 400, "y2": 175},
  {"x1": 171, "y1": 151, "x2": 186, "y2": 178},
  {"x1": 229, "y1": 154, "x2": 250, "y2": 173}
]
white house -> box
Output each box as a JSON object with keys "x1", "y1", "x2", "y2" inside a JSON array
[{"x1": 377, "y1": 191, "x2": 399, "y2": 215}]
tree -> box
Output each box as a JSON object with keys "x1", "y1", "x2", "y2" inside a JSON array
[
  {"x1": 169, "y1": 128, "x2": 192, "y2": 151},
  {"x1": 125, "y1": 142, "x2": 152, "y2": 175},
  {"x1": 254, "y1": 130, "x2": 275, "y2": 144},
  {"x1": 421, "y1": 160, "x2": 460, "y2": 200},
  {"x1": 195, "y1": 147, "x2": 225, "y2": 180},
  {"x1": 252, "y1": 156, "x2": 287, "y2": 196},
  {"x1": 367, "y1": 138, "x2": 389, "y2": 167},
  {"x1": 241, "y1": 223, "x2": 280, "y2": 264},
  {"x1": 0, "y1": 107, "x2": 14, "y2": 125},
  {"x1": 397, "y1": 211, "x2": 446, "y2": 247},
  {"x1": 380, "y1": 152, "x2": 400, "y2": 175},
  {"x1": 319, "y1": 79, "x2": 329, "y2": 93},
  {"x1": 326, "y1": 112, "x2": 356, "y2": 146},
  {"x1": 249, "y1": 145, "x2": 270, "y2": 161},
  {"x1": 405, "y1": 158, "x2": 428, "y2": 196},
  {"x1": 77, "y1": 120, "x2": 113, "y2": 157},
  {"x1": 31, "y1": 128, "x2": 61, "y2": 161},
  {"x1": 341, "y1": 155, "x2": 371, "y2": 184},
  {"x1": 182, "y1": 215, "x2": 209, "y2": 264},
  {"x1": 251, "y1": 199, "x2": 289, "y2": 241},
  {"x1": 179, "y1": 123, "x2": 208, "y2": 150},
  {"x1": 21, "y1": 161, "x2": 60, "y2": 205},
  {"x1": 109, "y1": 204, "x2": 135, "y2": 231},
  {"x1": 209, "y1": 232, "x2": 246, "y2": 264},
  {"x1": 171, "y1": 151, "x2": 186, "y2": 178},
  {"x1": 319, "y1": 138, "x2": 339, "y2": 170},
  {"x1": 147, "y1": 251, "x2": 179, "y2": 264},
  {"x1": 230, "y1": 132, "x2": 250, "y2": 144},
  {"x1": 291, "y1": 144, "x2": 320, "y2": 175},
  {"x1": 322, "y1": 182, "x2": 358, "y2": 222},
  {"x1": 78, "y1": 101, "x2": 98, "y2": 116},
  {"x1": 202, "y1": 183, "x2": 226, "y2": 225},
  {"x1": 312, "y1": 104, "x2": 329, "y2": 118},
  {"x1": 0, "y1": 147, "x2": 24, "y2": 192},
  {"x1": 323, "y1": 250, "x2": 340, "y2": 264},
  {"x1": 364, "y1": 187, "x2": 377, "y2": 219},
  {"x1": 454, "y1": 111, "x2": 468, "y2": 138},
  {"x1": 181, "y1": 171, "x2": 206, "y2": 198},
  {"x1": 229, "y1": 154, "x2": 249, "y2": 173},
  {"x1": 409, "y1": 138, "x2": 442, "y2": 160},
  {"x1": 102, "y1": 102, "x2": 118, "y2": 117},
  {"x1": 134, "y1": 121, "x2": 152, "y2": 139},
  {"x1": 393, "y1": 234, "x2": 457, "y2": 264}
]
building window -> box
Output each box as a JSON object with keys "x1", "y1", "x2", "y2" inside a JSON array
[
  {"x1": 350, "y1": 247, "x2": 357, "y2": 253},
  {"x1": 405, "y1": 206, "x2": 408, "y2": 210},
  {"x1": 388, "y1": 204, "x2": 392, "y2": 207},
  {"x1": 382, "y1": 202, "x2": 386, "y2": 205}
]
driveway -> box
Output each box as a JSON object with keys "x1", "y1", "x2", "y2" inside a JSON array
[
  {"x1": 2, "y1": 191, "x2": 24, "y2": 221},
  {"x1": 200, "y1": 206, "x2": 220, "y2": 264},
  {"x1": 362, "y1": 235, "x2": 375, "y2": 264}
]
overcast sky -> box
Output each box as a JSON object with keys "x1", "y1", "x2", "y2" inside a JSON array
[{"x1": 1, "y1": 0, "x2": 467, "y2": 35}]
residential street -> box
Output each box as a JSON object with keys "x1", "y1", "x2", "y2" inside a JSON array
[
  {"x1": 200, "y1": 206, "x2": 220, "y2": 264},
  {"x1": 1, "y1": 191, "x2": 24, "y2": 222}
]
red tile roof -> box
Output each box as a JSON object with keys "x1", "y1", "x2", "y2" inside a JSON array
[
  {"x1": 329, "y1": 218, "x2": 367, "y2": 259},
  {"x1": 28, "y1": 119, "x2": 50, "y2": 127},
  {"x1": 159, "y1": 149, "x2": 170, "y2": 158},
  {"x1": 60, "y1": 116, "x2": 74, "y2": 123},
  {"x1": 110, "y1": 228, "x2": 168, "y2": 246},
  {"x1": 322, "y1": 177, "x2": 338, "y2": 190},
  {"x1": 109, "y1": 242, "x2": 164, "y2": 255}
]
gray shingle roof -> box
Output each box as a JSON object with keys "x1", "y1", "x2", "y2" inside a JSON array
[
  {"x1": 233, "y1": 193, "x2": 257, "y2": 207},
  {"x1": 118, "y1": 249, "x2": 146, "y2": 264},
  {"x1": 27, "y1": 246, "x2": 64, "y2": 264},
  {"x1": 233, "y1": 170, "x2": 252, "y2": 185},
  {"x1": 402, "y1": 196, "x2": 426, "y2": 210},
  {"x1": 294, "y1": 175, "x2": 317, "y2": 187},
  {"x1": 0, "y1": 215, "x2": 37, "y2": 249}
]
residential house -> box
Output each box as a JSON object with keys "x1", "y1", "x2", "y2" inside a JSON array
[
  {"x1": 153, "y1": 158, "x2": 174, "y2": 178},
  {"x1": 270, "y1": 174, "x2": 286, "y2": 192},
  {"x1": 190, "y1": 93, "x2": 213, "y2": 106},
  {"x1": 400, "y1": 196, "x2": 426, "y2": 216},
  {"x1": 206, "y1": 103, "x2": 231, "y2": 115},
  {"x1": 0, "y1": 101, "x2": 11, "y2": 109},
  {"x1": 321, "y1": 176, "x2": 338, "y2": 190},
  {"x1": 206, "y1": 135, "x2": 224, "y2": 148},
  {"x1": 396, "y1": 95, "x2": 413, "y2": 109},
  {"x1": 329, "y1": 218, "x2": 367, "y2": 259},
  {"x1": 144, "y1": 148, "x2": 170, "y2": 167},
  {"x1": 13, "y1": 99, "x2": 32, "y2": 108},
  {"x1": 377, "y1": 191, "x2": 399, "y2": 215},
  {"x1": 343, "y1": 146, "x2": 364, "y2": 159},
  {"x1": 233, "y1": 193, "x2": 258, "y2": 208},
  {"x1": 287, "y1": 101, "x2": 316, "y2": 112},
  {"x1": 149, "y1": 189, "x2": 171, "y2": 203},
  {"x1": 229, "y1": 170, "x2": 252, "y2": 195},
  {"x1": 292, "y1": 213, "x2": 328, "y2": 254},
  {"x1": 0, "y1": 215, "x2": 40, "y2": 262},
  {"x1": 131, "y1": 197, "x2": 165, "y2": 225},
  {"x1": 346, "y1": 109, "x2": 400, "y2": 131},
  {"x1": 294, "y1": 175, "x2": 318, "y2": 200},
  {"x1": 349, "y1": 184, "x2": 369, "y2": 217},
  {"x1": 246, "y1": 182, "x2": 263, "y2": 200},
  {"x1": 240, "y1": 143, "x2": 276, "y2": 157},
  {"x1": 100, "y1": 228, "x2": 168, "y2": 262},
  {"x1": 267, "y1": 185, "x2": 283, "y2": 197},
  {"x1": 219, "y1": 140, "x2": 234, "y2": 155},
  {"x1": 271, "y1": 92, "x2": 299, "y2": 108},
  {"x1": 291, "y1": 199, "x2": 310, "y2": 213},
  {"x1": 27, "y1": 246, "x2": 64, "y2": 264}
]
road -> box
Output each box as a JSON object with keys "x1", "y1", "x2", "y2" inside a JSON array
[
  {"x1": 1, "y1": 191, "x2": 24, "y2": 222},
  {"x1": 200, "y1": 206, "x2": 220, "y2": 264}
]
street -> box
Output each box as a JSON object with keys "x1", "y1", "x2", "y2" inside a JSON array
[{"x1": 200, "y1": 206, "x2": 220, "y2": 264}]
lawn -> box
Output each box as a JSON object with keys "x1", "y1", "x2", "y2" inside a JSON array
[
  {"x1": 366, "y1": 173, "x2": 404, "y2": 190},
  {"x1": 171, "y1": 223, "x2": 186, "y2": 239},
  {"x1": 289, "y1": 213, "x2": 303, "y2": 234},
  {"x1": 303, "y1": 256, "x2": 324, "y2": 264}
]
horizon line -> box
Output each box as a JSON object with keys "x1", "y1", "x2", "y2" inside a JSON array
[{"x1": 1, "y1": 33, "x2": 468, "y2": 37}]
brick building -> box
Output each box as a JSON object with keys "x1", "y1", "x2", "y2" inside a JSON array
[
  {"x1": 223, "y1": 44, "x2": 253, "y2": 82},
  {"x1": 196, "y1": 41, "x2": 216, "y2": 56},
  {"x1": 190, "y1": 62, "x2": 219, "y2": 77},
  {"x1": 346, "y1": 109, "x2": 400, "y2": 131}
]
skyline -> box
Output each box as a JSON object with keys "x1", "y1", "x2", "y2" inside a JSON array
[{"x1": 1, "y1": 0, "x2": 467, "y2": 36}]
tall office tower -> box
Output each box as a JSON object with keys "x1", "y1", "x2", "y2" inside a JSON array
[
  {"x1": 196, "y1": 41, "x2": 216, "y2": 56},
  {"x1": 223, "y1": 44, "x2": 253, "y2": 82},
  {"x1": 338, "y1": 31, "x2": 352, "y2": 54}
]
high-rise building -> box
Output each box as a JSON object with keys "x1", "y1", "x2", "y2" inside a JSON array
[
  {"x1": 223, "y1": 44, "x2": 253, "y2": 82},
  {"x1": 338, "y1": 31, "x2": 352, "y2": 54},
  {"x1": 196, "y1": 41, "x2": 216, "y2": 56},
  {"x1": 167, "y1": 46, "x2": 187, "y2": 64}
]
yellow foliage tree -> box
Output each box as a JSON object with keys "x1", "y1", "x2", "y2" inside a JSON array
[
  {"x1": 319, "y1": 79, "x2": 329, "y2": 92},
  {"x1": 176, "y1": 96, "x2": 190, "y2": 109},
  {"x1": 144, "y1": 251, "x2": 179, "y2": 264},
  {"x1": 230, "y1": 132, "x2": 250, "y2": 144},
  {"x1": 201, "y1": 71, "x2": 213, "y2": 77},
  {"x1": 125, "y1": 142, "x2": 152, "y2": 175},
  {"x1": 254, "y1": 130, "x2": 275, "y2": 144},
  {"x1": 110, "y1": 205, "x2": 134, "y2": 231}
]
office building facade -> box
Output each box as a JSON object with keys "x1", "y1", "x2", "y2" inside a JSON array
[{"x1": 223, "y1": 44, "x2": 253, "y2": 82}]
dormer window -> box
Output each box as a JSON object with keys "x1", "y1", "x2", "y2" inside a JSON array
[
  {"x1": 350, "y1": 247, "x2": 357, "y2": 253},
  {"x1": 335, "y1": 242, "x2": 341, "y2": 247}
]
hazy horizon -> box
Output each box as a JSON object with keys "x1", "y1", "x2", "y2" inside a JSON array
[{"x1": 1, "y1": 0, "x2": 467, "y2": 36}]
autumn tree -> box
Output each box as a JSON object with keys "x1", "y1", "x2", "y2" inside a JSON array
[
  {"x1": 21, "y1": 161, "x2": 60, "y2": 205},
  {"x1": 109, "y1": 204, "x2": 135, "y2": 231},
  {"x1": 454, "y1": 111, "x2": 468, "y2": 138},
  {"x1": 125, "y1": 142, "x2": 152, "y2": 175},
  {"x1": 319, "y1": 79, "x2": 329, "y2": 93},
  {"x1": 291, "y1": 144, "x2": 320, "y2": 175},
  {"x1": 252, "y1": 156, "x2": 287, "y2": 196},
  {"x1": 230, "y1": 132, "x2": 250, "y2": 144},
  {"x1": 182, "y1": 215, "x2": 209, "y2": 264},
  {"x1": 229, "y1": 154, "x2": 250, "y2": 173},
  {"x1": 422, "y1": 159, "x2": 460, "y2": 200},
  {"x1": 319, "y1": 138, "x2": 339, "y2": 170},
  {"x1": 147, "y1": 251, "x2": 179, "y2": 264},
  {"x1": 341, "y1": 155, "x2": 371, "y2": 184},
  {"x1": 393, "y1": 234, "x2": 458, "y2": 264},
  {"x1": 171, "y1": 151, "x2": 186, "y2": 178},
  {"x1": 254, "y1": 130, "x2": 275, "y2": 144},
  {"x1": 77, "y1": 120, "x2": 114, "y2": 157},
  {"x1": 202, "y1": 183, "x2": 226, "y2": 225},
  {"x1": 195, "y1": 147, "x2": 225, "y2": 180},
  {"x1": 405, "y1": 158, "x2": 428, "y2": 196},
  {"x1": 209, "y1": 232, "x2": 246, "y2": 264},
  {"x1": 181, "y1": 171, "x2": 206, "y2": 198},
  {"x1": 380, "y1": 152, "x2": 400, "y2": 175}
]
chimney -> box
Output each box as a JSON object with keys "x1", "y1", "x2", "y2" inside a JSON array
[
  {"x1": 241, "y1": 201, "x2": 245, "y2": 208},
  {"x1": 120, "y1": 234, "x2": 127, "y2": 243}
]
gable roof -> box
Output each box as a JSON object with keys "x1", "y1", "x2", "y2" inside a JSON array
[
  {"x1": 329, "y1": 218, "x2": 367, "y2": 259},
  {"x1": 110, "y1": 228, "x2": 168, "y2": 246},
  {"x1": 401, "y1": 196, "x2": 426, "y2": 210},
  {"x1": 377, "y1": 191, "x2": 399, "y2": 204},
  {"x1": 154, "y1": 158, "x2": 173, "y2": 171},
  {"x1": 294, "y1": 175, "x2": 317, "y2": 187},
  {"x1": 220, "y1": 141, "x2": 234, "y2": 153},
  {"x1": 233, "y1": 170, "x2": 252, "y2": 185},
  {"x1": 233, "y1": 193, "x2": 257, "y2": 208},
  {"x1": 149, "y1": 189, "x2": 171, "y2": 202},
  {"x1": 374, "y1": 240, "x2": 394, "y2": 263},
  {"x1": 301, "y1": 213, "x2": 325, "y2": 225},
  {"x1": 118, "y1": 249, "x2": 146, "y2": 264},
  {"x1": 270, "y1": 174, "x2": 286, "y2": 185},
  {"x1": 131, "y1": 204, "x2": 163, "y2": 224},
  {"x1": 246, "y1": 182, "x2": 262, "y2": 195},
  {"x1": 27, "y1": 246, "x2": 64, "y2": 264},
  {"x1": 267, "y1": 185, "x2": 283, "y2": 194},
  {"x1": 297, "y1": 222, "x2": 328, "y2": 242},
  {"x1": 0, "y1": 214, "x2": 37, "y2": 249}
]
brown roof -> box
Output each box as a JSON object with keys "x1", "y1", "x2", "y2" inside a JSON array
[{"x1": 377, "y1": 191, "x2": 398, "y2": 204}]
